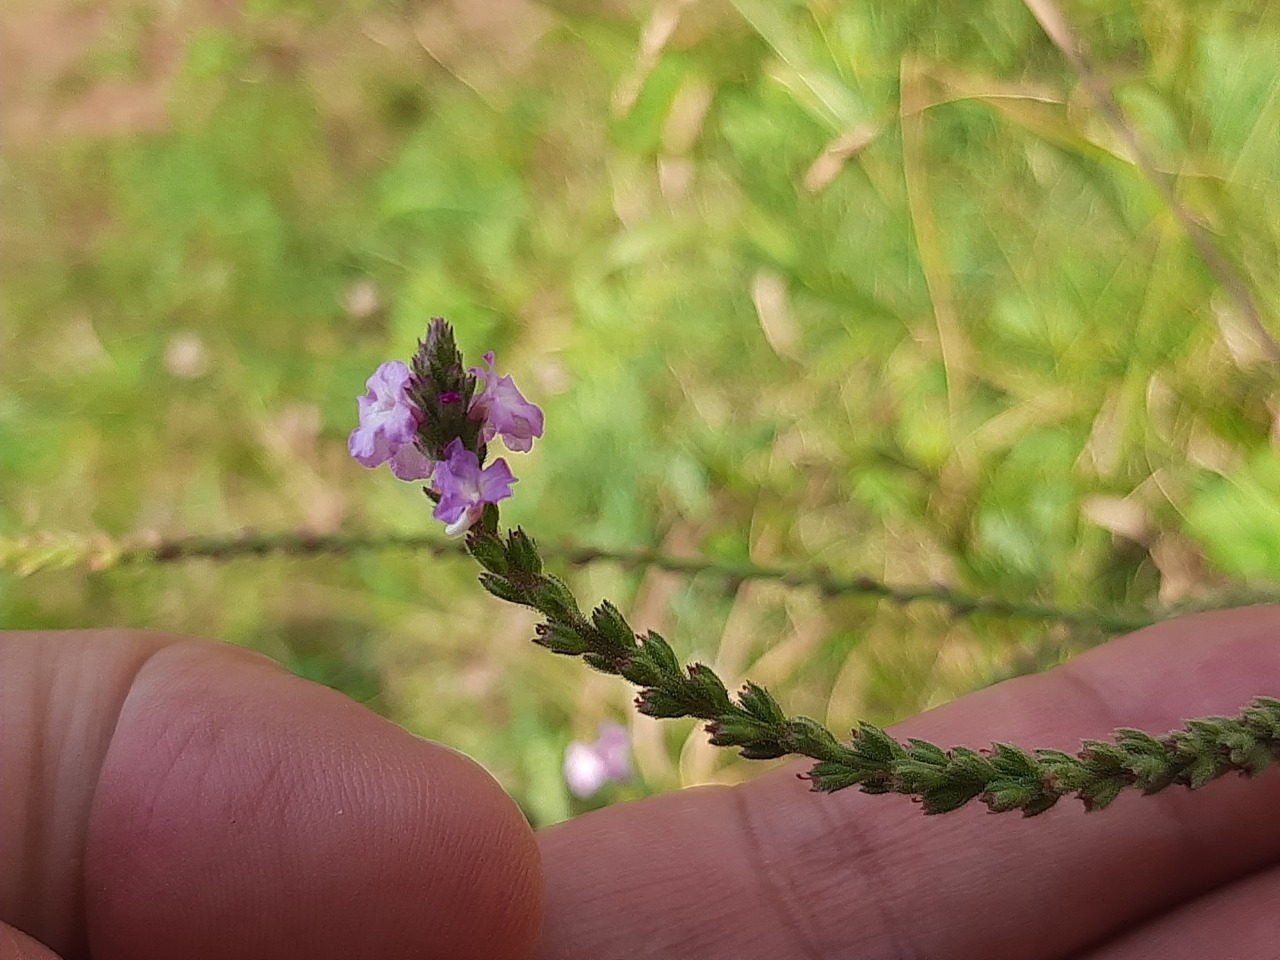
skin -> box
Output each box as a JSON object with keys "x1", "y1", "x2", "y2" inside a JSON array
[{"x1": 1, "y1": 607, "x2": 1278, "y2": 960}]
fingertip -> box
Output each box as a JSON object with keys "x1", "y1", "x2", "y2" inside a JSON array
[
  {"x1": 1, "y1": 923, "x2": 63, "y2": 960},
  {"x1": 894, "y1": 603, "x2": 1280, "y2": 751},
  {"x1": 85, "y1": 638, "x2": 542, "y2": 960}
]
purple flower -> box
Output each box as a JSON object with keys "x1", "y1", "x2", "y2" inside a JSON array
[
  {"x1": 564, "y1": 722, "x2": 632, "y2": 799},
  {"x1": 350, "y1": 333, "x2": 545, "y2": 535},
  {"x1": 386, "y1": 443, "x2": 436, "y2": 482},
  {"x1": 431, "y1": 438, "x2": 517, "y2": 537},
  {"x1": 349, "y1": 361, "x2": 436, "y2": 481},
  {"x1": 469, "y1": 352, "x2": 544, "y2": 453}
]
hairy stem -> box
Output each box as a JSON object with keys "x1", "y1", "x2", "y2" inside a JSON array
[{"x1": 467, "y1": 522, "x2": 1280, "y2": 816}]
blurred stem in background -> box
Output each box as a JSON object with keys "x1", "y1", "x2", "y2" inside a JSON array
[{"x1": 1, "y1": 527, "x2": 1161, "y2": 631}]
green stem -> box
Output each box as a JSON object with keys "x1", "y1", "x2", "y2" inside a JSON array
[{"x1": 466, "y1": 522, "x2": 1280, "y2": 816}]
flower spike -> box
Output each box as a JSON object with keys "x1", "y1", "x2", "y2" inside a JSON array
[
  {"x1": 354, "y1": 318, "x2": 1280, "y2": 818},
  {"x1": 351, "y1": 321, "x2": 539, "y2": 535}
]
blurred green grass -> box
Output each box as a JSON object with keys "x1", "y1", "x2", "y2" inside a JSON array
[{"x1": 2, "y1": 0, "x2": 1279, "y2": 824}]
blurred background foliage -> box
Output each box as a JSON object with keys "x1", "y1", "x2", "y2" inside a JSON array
[{"x1": 2, "y1": 0, "x2": 1279, "y2": 825}]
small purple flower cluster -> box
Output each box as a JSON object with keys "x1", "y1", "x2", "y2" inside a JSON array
[
  {"x1": 564, "y1": 722, "x2": 632, "y2": 799},
  {"x1": 349, "y1": 341, "x2": 543, "y2": 537}
]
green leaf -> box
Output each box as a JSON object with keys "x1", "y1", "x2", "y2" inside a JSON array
[
  {"x1": 895, "y1": 758, "x2": 950, "y2": 793},
  {"x1": 806, "y1": 760, "x2": 869, "y2": 793},
  {"x1": 506, "y1": 528, "x2": 542, "y2": 575},
  {"x1": 533, "y1": 621, "x2": 589, "y2": 656},
  {"x1": 638, "y1": 631, "x2": 681, "y2": 677},
  {"x1": 527, "y1": 575, "x2": 582, "y2": 622},
  {"x1": 636, "y1": 685, "x2": 695, "y2": 719},
  {"x1": 727, "y1": 0, "x2": 866, "y2": 132},
  {"x1": 783, "y1": 717, "x2": 846, "y2": 763},
  {"x1": 1183, "y1": 754, "x2": 1226, "y2": 791},
  {"x1": 1185, "y1": 449, "x2": 1280, "y2": 578},
  {"x1": 852, "y1": 722, "x2": 907, "y2": 765},
  {"x1": 582, "y1": 652, "x2": 622, "y2": 675},
  {"x1": 707, "y1": 716, "x2": 782, "y2": 757},
  {"x1": 946, "y1": 747, "x2": 997, "y2": 785},
  {"x1": 906, "y1": 739, "x2": 949, "y2": 765},
  {"x1": 1079, "y1": 776, "x2": 1128, "y2": 811},
  {"x1": 981, "y1": 778, "x2": 1038, "y2": 813},
  {"x1": 1020, "y1": 791, "x2": 1062, "y2": 818},
  {"x1": 1114, "y1": 728, "x2": 1168, "y2": 757},
  {"x1": 989, "y1": 742, "x2": 1040, "y2": 780},
  {"x1": 591, "y1": 600, "x2": 635, "y2": 651},
  {"x1": 616, "y1": 654, "x2": 657, "y2": 689},
  {"x1": 686, "y1": 663, "x2": 734, "y2": 714},
  {"x1": 1245, "y1": 698, "x2": 1280, "y2": 738},
  {"x1": 479, "y1": 573, "x2": 530, "y2": 607},
  {"x1": 466, "y1": 531, "x2": 509, "y2": 575},
  {"x1": 738, "y1": 681, "x2": 787, "y2": 725},
  {"x1": 921, "y1": 781, "x2": 985, "y2": 815}
]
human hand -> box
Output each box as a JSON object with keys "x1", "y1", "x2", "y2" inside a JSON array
[
  {"x1": 4, "y1": 608, "x2": 1278, "y2": 960},
  {"x1": 535, "y1": 605, "x2": 1280, "y2": 959},
  {"x1": 0, "y1": 630, "x2": 541, "y2": 960}
]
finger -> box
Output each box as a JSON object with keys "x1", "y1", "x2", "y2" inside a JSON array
[
  {"x1": 1, "y1": 629, "x2": 171, "y2": 958},
  {"x1": 1082, "y1": 864, "x2": 1280, "y2": 960},
  {"x1": 1, "y1": 922, "x2": 62, "y2": 960},
  {"x1": 0, "y1": 630, "x2": 542, "y2": 960},
  {"x1": 534, "y1": 606, "x2": 1280, "y2": 959}
]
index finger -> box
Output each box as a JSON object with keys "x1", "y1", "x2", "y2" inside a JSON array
[
  {"x1": 0, "y1": 630, "x2": 543, "y2": 960},
  {"x1": 534, "y1": 606, "x2": 1280, "y2": 959}
]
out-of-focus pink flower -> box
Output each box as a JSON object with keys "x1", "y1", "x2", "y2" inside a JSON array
[
  {"x1": 469, "y1": 352, "x2": 544, "y2": 453},
  {"x1": 564, "y1": 722, "x2": 632, "y2": 799},
  {"x1": 431, "y1": 438, "x2": 517, "y2": 537},
  {"x1": 348, "y1": 361, "x2": 435, "y2": 481}
]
